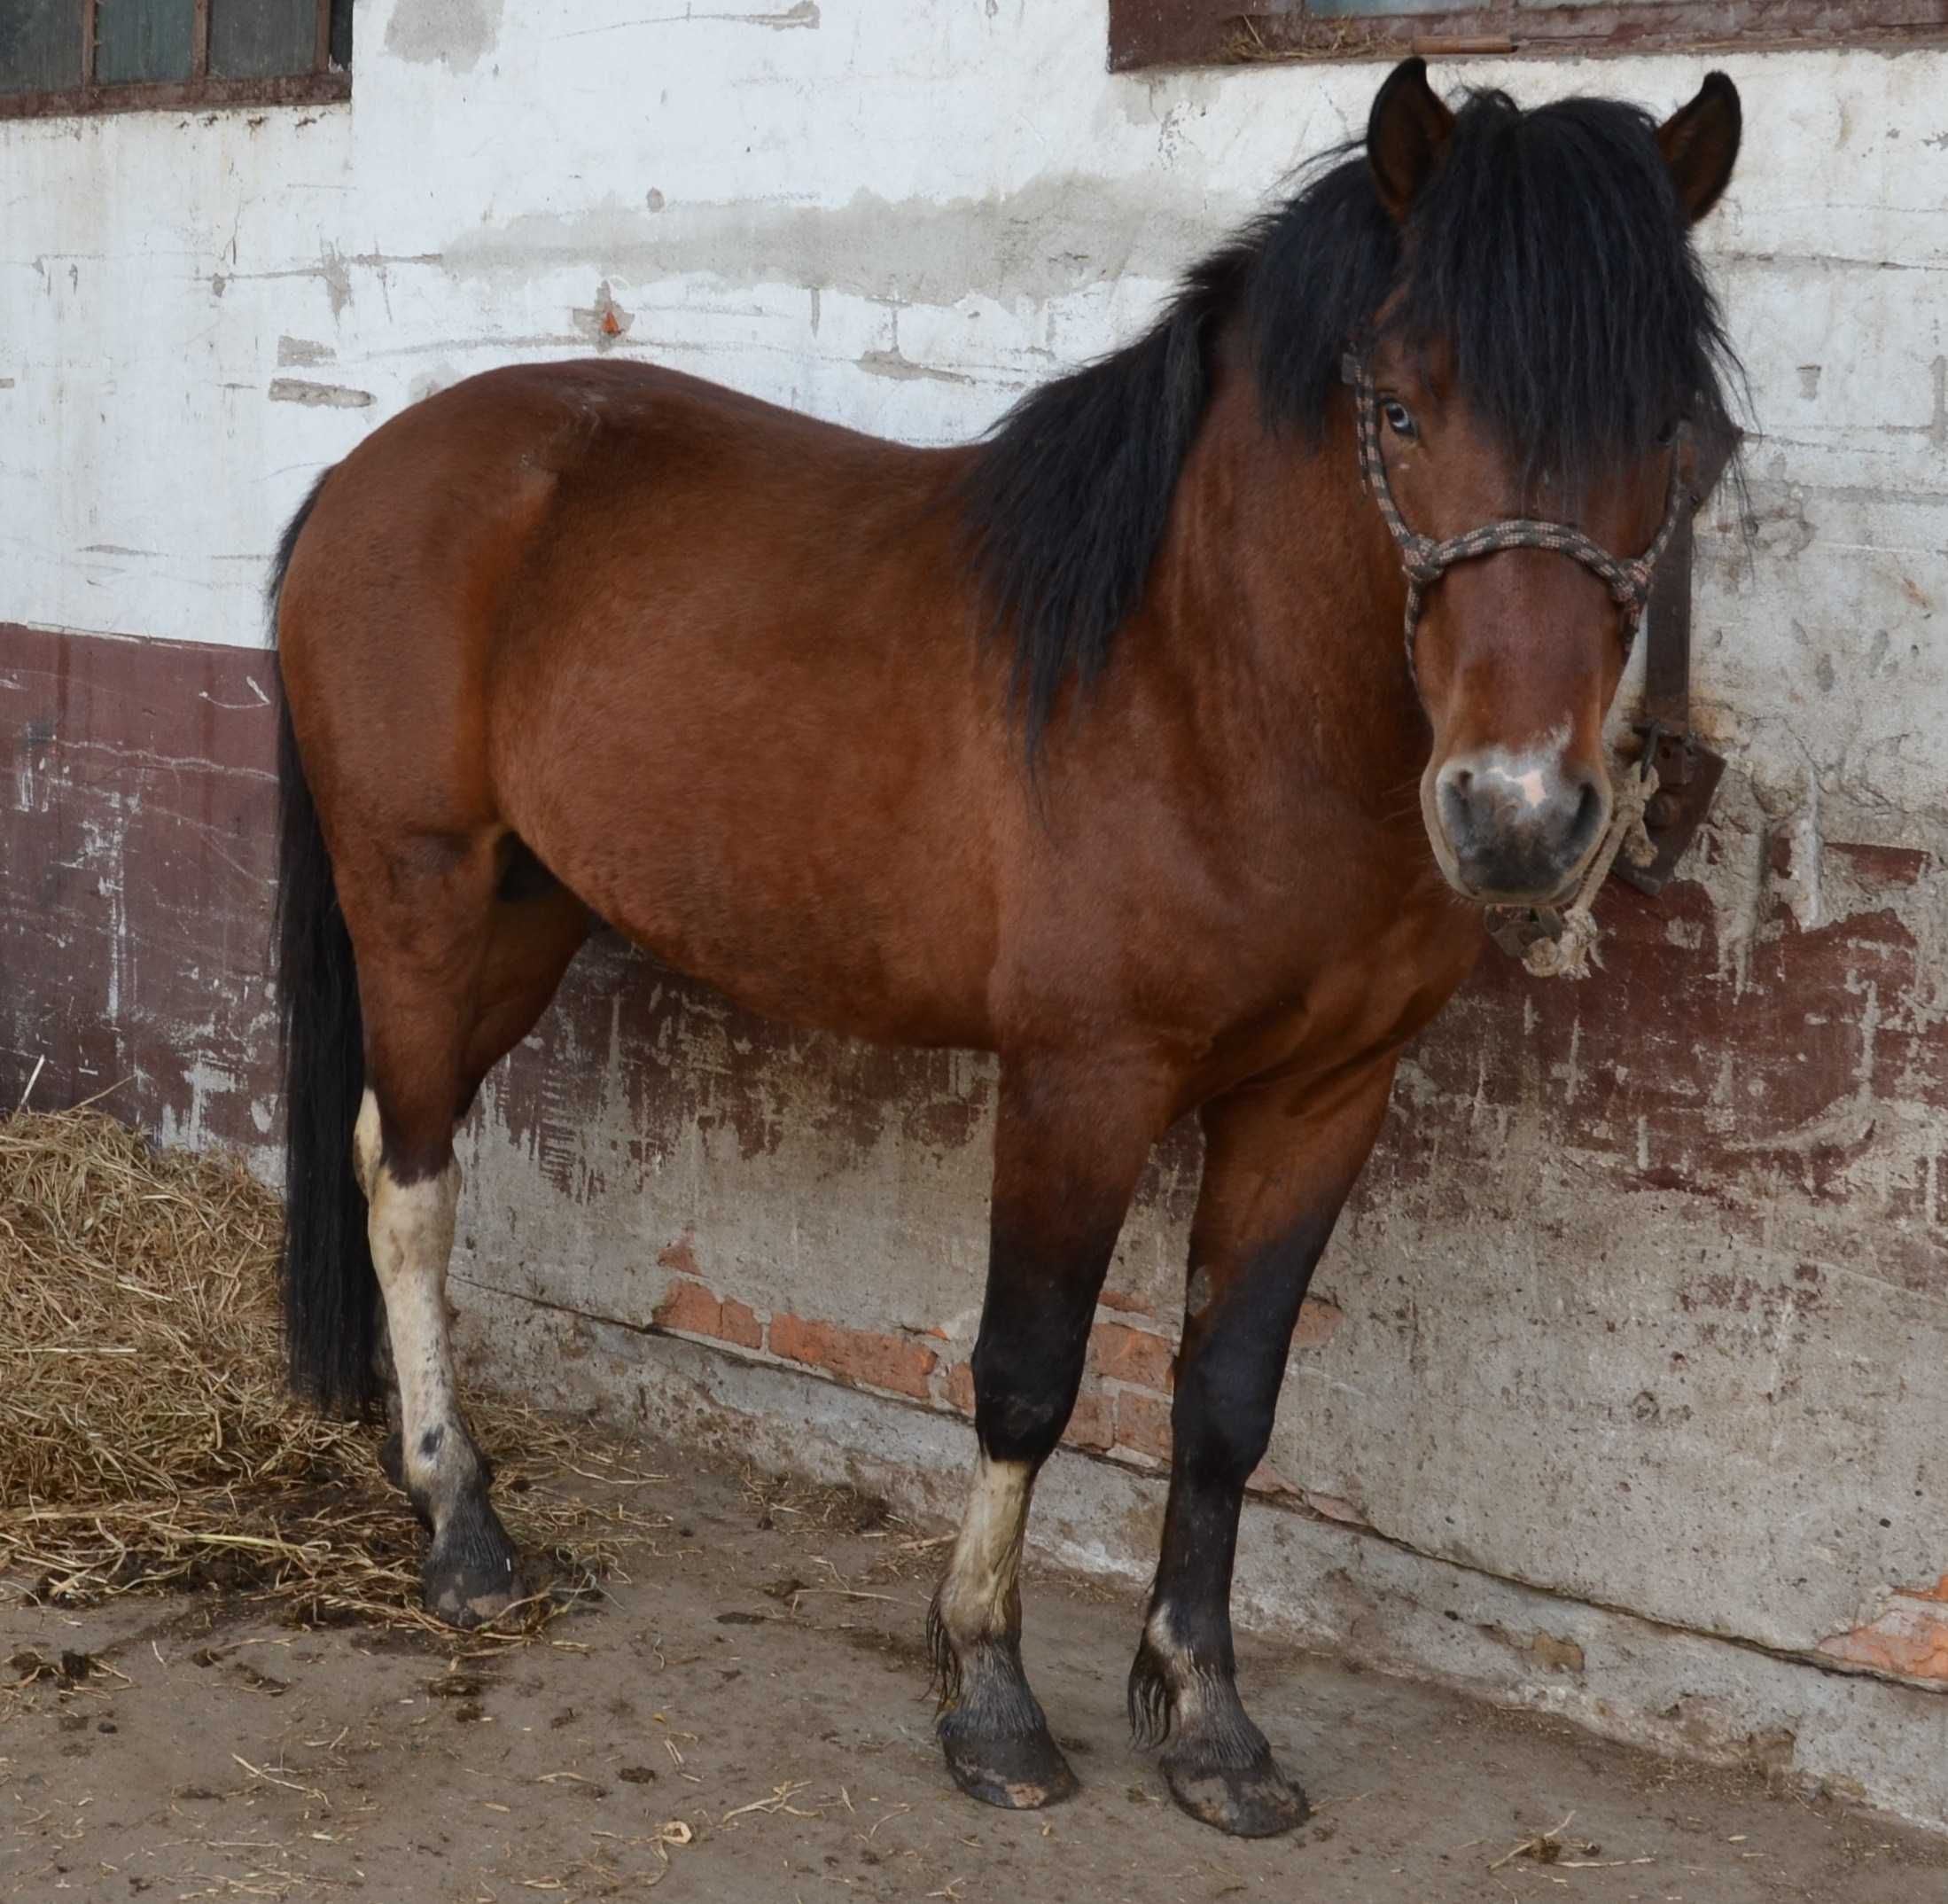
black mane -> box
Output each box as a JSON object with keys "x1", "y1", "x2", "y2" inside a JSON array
[{"x1": 961, "y1": 87, "x2": 1742, "y2": 750}]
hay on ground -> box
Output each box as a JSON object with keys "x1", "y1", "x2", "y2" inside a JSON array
[{"x1": 0, "y1": 1107, "x2": 667, "y2": 1643}]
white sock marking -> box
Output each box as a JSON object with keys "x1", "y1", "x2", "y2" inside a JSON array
[{"x1": 938, "y1": 1454, "x2": 1032, "y2": 1647}]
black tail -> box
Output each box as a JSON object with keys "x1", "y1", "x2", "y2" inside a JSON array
[{"x1": 270, "y1": 469, "x2": 381, "y2": 1416}]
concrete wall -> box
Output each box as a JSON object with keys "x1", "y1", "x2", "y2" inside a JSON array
[{"x1": 4, "y1": 0, "x2": 1946, "y2": 1828}]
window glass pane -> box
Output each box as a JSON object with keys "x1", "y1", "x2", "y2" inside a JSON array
[
  {"x1": 211, "y1": 0, "x2": 314, "y2": 79},
  {"x1": 96, "y1": 0, "x2": 196, "y2": 84},
  {"x1": 331, "y1": 0, "x2": 351, "y2": 68},
  {"x1": 0, "y1": 0, "x2": 83, "y2": 93}
]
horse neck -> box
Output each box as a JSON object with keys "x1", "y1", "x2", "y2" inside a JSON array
[{"x1": 1133, "y1": 365, "x2": 1430, "y2": 813}]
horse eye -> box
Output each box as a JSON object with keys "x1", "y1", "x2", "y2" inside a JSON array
[
  {"x1": 1382, "y1": 400, "x2": 1417, "y2": 441},
  {"x1": 1655, "y1": 417, "x2": 1682, "y2": 449}
]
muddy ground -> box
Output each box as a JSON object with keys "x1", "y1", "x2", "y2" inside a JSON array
[{"x1": 4, "y1": 1431, "x2": 1946, "y2": 1904}]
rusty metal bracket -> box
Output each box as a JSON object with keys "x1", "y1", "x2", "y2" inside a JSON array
[{"x1": 1611, "y1": 429, "x2": 1739, "y2": 899}]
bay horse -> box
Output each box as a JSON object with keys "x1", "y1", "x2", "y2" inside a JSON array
[{"x1": 271, "y1": 59, "x2": 1742, "y2": 1838}]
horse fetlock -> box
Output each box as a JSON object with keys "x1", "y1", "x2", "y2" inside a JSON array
[
  {"x1": 1130, "y1": 1610, "x2": 1251, "y2": 1754},
  {"x1": 1130, "y1": 1612, "x2": 1308, "y2": 1838}
]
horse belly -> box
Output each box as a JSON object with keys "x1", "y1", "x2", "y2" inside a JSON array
[{"x1": 496, "y1": 638, "x2": 1002, "y2": 1052}]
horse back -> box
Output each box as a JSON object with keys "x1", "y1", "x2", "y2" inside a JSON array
[{"x1": 277, "y1": 358, "x2": 1011, "y2": 1046}]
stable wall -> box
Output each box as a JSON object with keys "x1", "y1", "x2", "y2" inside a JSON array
[{"x1": 4, "y1": 0, "x2": 1947, "y2": 1828}]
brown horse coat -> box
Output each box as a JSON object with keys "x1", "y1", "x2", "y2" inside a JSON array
[{"x1": 272, "y1": 59, "x2": 1744, "y2": 1838}]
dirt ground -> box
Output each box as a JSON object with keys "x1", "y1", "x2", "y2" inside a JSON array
[{"x1": 5, "y1": 1430, "x2": 1946, "y2": 1904}]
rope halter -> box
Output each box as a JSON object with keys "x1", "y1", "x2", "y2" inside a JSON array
[{"x1": 1342, "y1": 352, "x2": 1692, "y2": 690}]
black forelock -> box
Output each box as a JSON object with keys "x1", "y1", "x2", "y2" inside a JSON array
[
  {"x1": 962, "y1": 84, "x2": 1743, "y2": 749},
  {"x1": 1385, "y1": 90, "x2": 1741, "y2": 496}
]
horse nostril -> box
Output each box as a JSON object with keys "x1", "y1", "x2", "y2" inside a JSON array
[
  {"x1": 1436, "y1": 767, "x2": 1479, "y2": 854},
  {"x1": 1563, "y1": 776, "x2": 1606, "y2": 861}
]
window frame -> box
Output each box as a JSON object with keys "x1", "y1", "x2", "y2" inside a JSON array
[
  {"x1": 1109, "y1": 0, "x2": 1948, "y2": 71},
  {"x1": 0, "y1": 0, "x2": 350, "y2": 122}
]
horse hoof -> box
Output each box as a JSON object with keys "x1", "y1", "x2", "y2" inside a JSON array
[
  {"x1": 1162, "y1": 1749, "x2": 1309, "y2": 1838},
  {"x1": 425, "y1": 1561, "x2": 528, "y2": 1629},
  {"x1": 424, "y1": 1508, "x2": 527, "y2": 1629},
  {"x1": 940, "y1": 1726, "x2": 1080, "y2": 1810}
]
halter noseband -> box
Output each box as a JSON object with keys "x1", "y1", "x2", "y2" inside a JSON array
[{"x1": 1342, "y1": 352, "x2": 1691, "y2": 689}]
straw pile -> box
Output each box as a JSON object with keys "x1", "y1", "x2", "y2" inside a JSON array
[{"x1": 0, "y1": 1107, "x2": 666, "y2": 1640}]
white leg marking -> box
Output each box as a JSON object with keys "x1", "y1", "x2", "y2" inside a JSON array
[
  {"x1": 367, "y1": 1154, "x2": 471, "y2": 1513},
  {"x1": 352, "y1": 1088, "x2": 381, "y2": 1201},
  {"x1": 938, "y1": 1454, "x2": 1033, "y2": 1647},
  {"x1": 1145, "y1": 1602, "x2": 1209, "y2": 1724}
]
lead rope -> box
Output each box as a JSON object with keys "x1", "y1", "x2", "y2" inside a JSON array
[{"x1": 1502, "y1": 753, "x2": 1660, "y2": 979}]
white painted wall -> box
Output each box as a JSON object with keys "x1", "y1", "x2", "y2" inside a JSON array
[{"x1": 7, "y1": 11, "x2": 1943, "y2": 840}]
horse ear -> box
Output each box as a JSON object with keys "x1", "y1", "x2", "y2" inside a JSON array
[
  {"x1": 1366, "y1": 57, "x2": 1455, "y2": 225},
  {"x1": 1656, "y1": 72, "x2": 1742, "y2": 224}
]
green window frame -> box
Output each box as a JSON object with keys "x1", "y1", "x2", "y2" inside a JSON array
[{"x1": 0, "y1": 0, "x2": 352, "y2": 121}]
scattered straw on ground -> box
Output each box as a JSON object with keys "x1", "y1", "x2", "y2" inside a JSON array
[{"x1": 0, "y1": 1108, "x2": 669, "y2": 1643}]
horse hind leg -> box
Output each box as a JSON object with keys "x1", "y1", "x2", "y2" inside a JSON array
[
  {"x1": 350, "y1": 834, "x2": 588, "y2": 1626},
  {"x1": 365, "y1": 1119, "x2": 515, "y2": 1623}
]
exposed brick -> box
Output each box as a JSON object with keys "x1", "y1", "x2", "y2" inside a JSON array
[
  {"x1": 656, "y1": 1231, "x2": 701, "y2": 1277},
  {"x1": 1302, "y1": 1490, "x2": 1370, "y2": 1526},
  {"x1": 1093, "y1": 1321, "x2": 1175, "y2": 1393},
  {"x1": 947, "y1": 1361, "x2": 976, "y2": 1416},
  {"x1": 1097, "y1": 1284, "x2": 1157, "y2": 1318},
  {"x1": 1293, "y1": 1296, "x2": 1344, "y2": 1348},
  {"x1": 1245, "y1": 1460, "x2": 1300, "y2": 1499},
  {"x1": 768, "y1": 1311, "x2": 938, "y2": 1401},
  {"x1": 1064, "y1": 1388, "x2": 1115, "y2": 1453},
  {"x1": 654, "y1": 1277, "x2": 723, "y2": 1337},
  {"x1": 1116, "y1": 1389, "x2": 1173, "y2": 1463},
  {"x1": 652, "y1": 1277, "x2": 764, "y2": 1352},
  {"x1": 717, "y1": 1295, "x2": 763, "y2": 1352},
  {"x1": 1819, "y1": 1575, "x2": 1948, "y2": 1683}
]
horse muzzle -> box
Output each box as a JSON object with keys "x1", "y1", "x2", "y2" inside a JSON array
[{"x1": 1427, "y1": 749, "x2": 1611, "y2": 905}]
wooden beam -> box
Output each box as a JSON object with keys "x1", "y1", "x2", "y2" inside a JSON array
[{"x1": 0, "y1": 68, "x2": 351, "y2": 121}]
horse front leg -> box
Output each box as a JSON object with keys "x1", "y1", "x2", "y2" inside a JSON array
[
  {"x1": 1130, "y1": 1056, "x2": 1397, "y2": 1838},
  {"x1": 930, "y1": 1056, "x2": 1167, "y2": 1810}
]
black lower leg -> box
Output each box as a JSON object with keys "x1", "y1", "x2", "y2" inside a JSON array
[
  {"x1": 1132, "y1": 1216, "x2": 1339, "y2": 1838},
  {"x1": 933, "y1": 1072, "x2": 1154, "y2": 1811}
]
